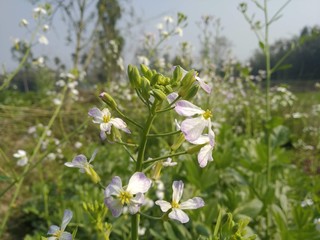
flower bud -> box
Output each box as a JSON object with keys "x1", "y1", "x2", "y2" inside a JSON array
[
  {"x1": 141, "y1": 76, "x2": 151, "y2": 100},
  {"x1": 152, "y1": 89, "x2": 167, "y2": 101},
  {"x1": 171, "y1": 133, "x2": 185, "y2": 151},
  {"x1": 184, "y1": 84, "x2": 199, "y2": 100},
  {"x1": 140, "y1": 64, "x2": 153, "y2": 80},
  {"x1": 128, "y1": 64, "x2": 141, "y2": 88},
  {"x1": 172, "y1": 66, "x2": 183, "y2": 83},
  {"x1": 99, "y1": 92, "x2": 117, "y2": 109},
  {"x1": 151, "y1": 162, "x2": 163, "y2": 180},
  {"x1": 178, "y1": 70, "x2": 196, "y2": 97},
  {"x1": 86, "y1": 166, "x2": 101, "y2": 184}
]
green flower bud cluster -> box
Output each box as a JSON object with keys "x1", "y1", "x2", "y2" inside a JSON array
[{"x1": 127, "y1": 64, "x2": 200, "y2": 103}]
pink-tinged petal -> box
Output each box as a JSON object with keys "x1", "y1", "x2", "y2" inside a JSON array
[
  {"x1": 110, "y1": 118, "x2": 131, "y2": 133},
  {"x1": 128, "y1": 193, "x2": 145, "y2": 214},
  {"x1": 167, "y1": 92, "x2": 179, "y2": 104},
  {"x1": 175, "y1": 100, "x2": 204, "y2": 117},
  {"x1": 105, "y1": 176, "x2": 123, "y2": 197},
  {"x1": 195, "y1": 76, "x2": 212, "y2": 94},
  {"x1": 127, "y1": 172, "x2": 152, "y2": 194},
  {"x1": 89, "y1": 149, "x2": 98, "y2": 163},
  {"x1": 181, "y1": 117, "x2": 208, "y2": 142},
  {"x1": 208, "y1": 127, "x2": 215, "y2": 147},
  {"x1": 172, "y1": 180, "x2": 184, "y2": 203},
  {"x1": 198, "y1": 144, "x2": 213, "y2": 168},
  {"x1": 60, "y1": 232, "x2": 72, "y2": 240},
  {"x1": 100, "y1": 131, "x2": 107, "y2": 140},
  {"x1": 169, "y1": 208, "x2": 189, "y2": 223},
  {"x1": 48, "y1": 237, "x2": 57, "y2": 240},
  {"x1": 88, "y1": 107, "x2": 102, "y2": 118},
  {"x1": 100, "y1": 122, "x2": 112, "y2": 133},
  {"x1": 101, "y1": 108, "x2": 111, "y2": 117},
  {"x1": 61, "y1": 209, "x2": 73, "y2": 231},
  {"x1": 48, "y1": 225, "x2": 59, "y2": 234},
  {"x1": 188, "y1": 135, "x2": 209, "y2": 145},
  {"x1": 104, "y1": 197, "x2": 123, "y2": 217},
  {"x1": 64, "y1": 155, "x2": 87, "y2": 169},
  {"x1": 155, "y1": 200, "x2": 172, "y2": 212},
  {"x1": 180, "y1": 197, "x2": 205, "y2": 210}
]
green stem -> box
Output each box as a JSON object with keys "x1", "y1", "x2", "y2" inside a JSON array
[
  {"x1": 264, "y1": 0, "x2": 272, "y2": 238},
  {"x1": 143, "y1": 151, "x2": 187, "y2": 165},
  {"x1": 114, "y1": 106, "x2": 143, "y2": 129},
  {"x1": 132, "y1": 102, "x2": 157, "y2": 240},
  {"x1": 147, "y1": 130, "x2": 181, "y2": 137}
]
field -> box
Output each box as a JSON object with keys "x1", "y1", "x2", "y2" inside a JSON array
[{"x1": 1, "y1": 1, "x2": 320, "y2": 240}]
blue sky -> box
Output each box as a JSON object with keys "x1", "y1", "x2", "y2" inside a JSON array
[{"x1": 1, "y1": 0, "x2": 319, "y2": 70}]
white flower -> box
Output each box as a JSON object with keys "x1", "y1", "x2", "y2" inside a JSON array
[
  {"x1": 175, "y1": 100, "x2": 213, "y2": 142},
  {"x1": 137, "y1": 56, "x2": 150, "y2": 66},
  {"x1": 53, "y1": 98, "x2": 62, "y2": 105},
  {"x1": 56, "y1": 80, "x2": 66, "y2": 87},
  {"x1": 162, "y1": 158, "x2": 177, "y2": 167},
  {"x1": 164, "y1": 16, "x2": 174, "y2": 23},
  {"x1": 65, "y1": 150, "x2": 100, "y2": 183},
  {"x1": 155, "y1": 180, "x2": 204, "y2": 223},
  {"x1": 33, "y1": 7, "x2": 47, "y2": 16},
  {"x1": 301, "y1": 198, "x2": 314, "y2": 207},
  {"x1": 47, "y1": 209, "x2": 73, "y2": 240},
  {"x1": 43, "y1": 24, "x2": 49, "y2": 32},
  {"x1": 88, "y1": 107, "x2": 131, "y2": 140},
  {"x1": 175, "y1": 27, "x2": 183, "y2": 37},
  {"x1": 74, "y1": 141, "x2": 83, "y2": 149},
  {"x1": 13, "y1": 150, "x2": 28, "y2": 166},
  {"x1": 157, "y1": 23, "x2": 163, "y2": 30},
  {"x1": 38, "y1": 35, "x2": 49, "y2": 45},
  {"x1": 20, "y1": 19, "x2": 28, "y2": 27},
  {"x1": 314, "y1": 218, "x2": 320, "y2": 231},
  {"x1": 104, "y1": 172, "x2": 152, "y2": 217}
]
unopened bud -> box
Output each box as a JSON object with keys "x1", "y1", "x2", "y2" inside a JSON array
[
  {"x1": 140, "y1": 64, "x2": 153, "y2": 80},
  {"x1": 128, "y1": 64, "x2": 141, "y2": 88},
  {"x1": 99, "y1": 92, "x2": 117, "y2": 108},
  {"x1": 172, "y1": 66, "x2": 183, "y2": 83},
  {"x1": 86, "y1": 166, "x2": 101, "y2": 184},
  {"x1": 184, "y1": 84, "x2": 199, "y2": 100},
  {"x1": 151, "y1": 162, "x2": 163, "y2": 180},
  {"x1": 171, "y1": 133, "x2": 185, "y2": 151},
  {"x1": 152, "y1": 89, "x2": 167, "y2": 101}
]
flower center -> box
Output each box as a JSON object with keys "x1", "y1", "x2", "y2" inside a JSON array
[
  {"x1": 103, "y1": 114, "x2": 111, "y2": 123},
  {"x1": 202, "y1": 109, "x2": 212, "y2": 119},
  {"x1": 53, "y1": 230, "x2": 62, "y2": 237},
  {"x1": 171, "y1": 201, "x2": 180, "y2": 209},
  {"x1": 118, "y1": 190, "x2": 133, "y2": 205}
]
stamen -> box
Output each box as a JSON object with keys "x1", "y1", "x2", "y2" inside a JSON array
[
  {"x1": 202, "y1": 109, "x2": 212, "y2": 119},
  {"x1": 118, "y1": 191, "x2": 133, "y2": 205},
  {"x1": 171, "y1": 201, "x2": 180, "y2": 209}
]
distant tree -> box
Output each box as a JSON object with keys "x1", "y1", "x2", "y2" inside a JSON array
[{"x1": 250, "y1": 25, "x2": 320, "y2": 80}]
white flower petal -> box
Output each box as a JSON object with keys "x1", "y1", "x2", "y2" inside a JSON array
[
  {"x1": 60, "y1": 232, "x2": 73, "y2": 240},
  {"x1": 181, "y1": 117, "x2": 208, "y2": 142},
  {"x1": 61, "y1": 209, "x2": 73, "y2": 232},
  {"x1": 48, "y1": 225, "x2": 60, "y2": 234},
  {"x1": 195, "y1": 76, "x2": 212, "y2": 94},
  {"x1": 172, "y1": 180, "x2": 184, "y2": 203},
  {"x1": 110, "y1": 118, "x2": 130, "y2": 133},
  {"x1": 100, "y1": 122, "x2": 112, "y2": 133},
  {"x1": 198, "y1": 144, "x2": 213, "y2": 168},
  {"x1": 169, "y1": 208, "x2": 189, "y2": 223},
  {"x1": 104, "y1": 197, "x2": 123, "y2": 217},
  {"x1": 155, "y1": 200, "x2": 172, "y2": 212},
  {"x1": 128, "y1": 193, "x2": 145, "y2": 214},
  {"x1": 188, "y1": 135, "x2": 210, "y2": 145},
  {"x1": 126, "y1": 172, "x2": 152, "y2": 194},
  {"x1": 17, "y1": 158, "x2": 28, "y2": 166},
  {"x1": 89, "y1": 149, "x2": 98, "y2": 163},
  {"x1": 167, "y1": 92, "x2": 179, "y2": 104},
  {"x1": 175, "y1": 100, "x2": 204, "y2": 117},
  {"x1": 105, "y1": 176, "x2": 123, "y2": 197},
  {"x1": 180, "y1": 197, "x2": 205, "y2": 210},
  {"x1": 88, "y1": 107, "x2": 103, "y2": 119},
  {"x1": 65, "y1": 155, "x2": 87, "y2": 169}
]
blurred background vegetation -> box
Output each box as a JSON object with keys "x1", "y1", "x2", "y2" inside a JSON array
[{"x1": 0, "y1": 0, "x2": 320, "y2": 239}]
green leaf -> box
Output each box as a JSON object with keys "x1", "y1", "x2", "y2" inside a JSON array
[
  {"x1": 259, "y1": 41, "x2": 265, "y2": 51},
  {"x1": 271, "y1": 125, "x2": 290, "y2": 148},
  {"x1": 0, "y1": 175, "x2": 12, "y2": 182}
]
